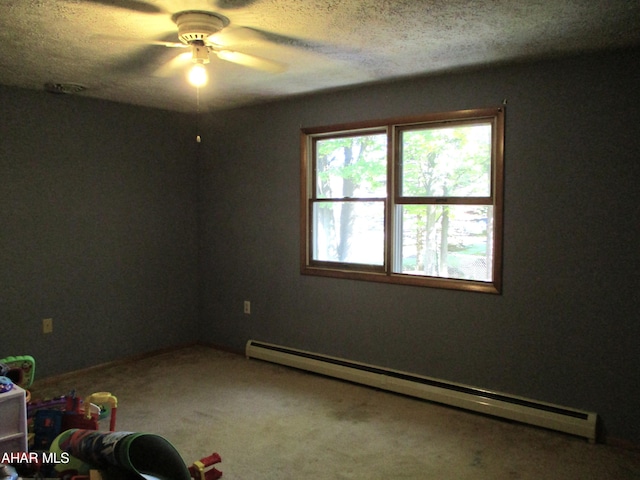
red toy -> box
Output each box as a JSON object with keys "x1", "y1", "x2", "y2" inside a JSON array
[
  {"x1": 188, "y1": 453, "x2": 223, "y2": 480},
  {"x1": 59, "y1": 392, "x2": 117, "y2": 432}
]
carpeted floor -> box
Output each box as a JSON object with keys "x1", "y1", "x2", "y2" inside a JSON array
[{"x1": 29, "y1": 345, "x2": 640, "y2": 479}]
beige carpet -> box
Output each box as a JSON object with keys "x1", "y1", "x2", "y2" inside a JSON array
[{"x1": 30, "y1": 345, "x2": 640, "y2": 479}]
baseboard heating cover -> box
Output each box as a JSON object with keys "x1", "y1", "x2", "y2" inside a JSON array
[{"x1": 245, "y1": 340, "x2": 597, "y2": 442}]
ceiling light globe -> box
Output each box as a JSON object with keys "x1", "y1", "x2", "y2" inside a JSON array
[{"x1": 188, "y1": 63, "x2": 208, "y2": 88}]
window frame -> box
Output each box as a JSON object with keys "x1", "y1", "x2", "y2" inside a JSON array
[{"x1": 300, "y1": 107, "x2": 504, "y2": 294}]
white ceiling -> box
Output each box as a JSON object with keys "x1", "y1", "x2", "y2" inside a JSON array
[{"x1": 0, "y1": 0, "x2": 638, "y2": 113}]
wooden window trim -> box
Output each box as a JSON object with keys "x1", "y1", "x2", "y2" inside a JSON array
[{"x1": 300, "y1": 107, "x2": 504, "y2": 294}]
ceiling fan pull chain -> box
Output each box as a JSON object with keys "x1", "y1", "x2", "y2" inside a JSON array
[{"x1": 196, "y1": 87, "x2": 202, "y2": 143}]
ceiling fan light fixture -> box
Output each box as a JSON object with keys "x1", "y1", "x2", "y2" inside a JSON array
[
  {"x1": 174, "y1": 11, "x2": 228, "y2": 45},
  {"x1": 188, "y1": 42, "x2": 209, "y2": 87},
  {"x1": 191, "y1": 42, "x2": 210, "y2": 64},
  {"x1": 188, "y1": 63, "x2": 208, "y2": 88}
]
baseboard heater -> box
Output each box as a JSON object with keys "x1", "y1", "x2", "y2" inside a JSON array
[{"x1": 245, "y1": 340, "x2": 597, "y2": 443}]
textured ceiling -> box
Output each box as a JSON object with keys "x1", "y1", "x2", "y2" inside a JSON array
[{"x1": 0, "y1": 0, "x2": 638, "y2": 112}]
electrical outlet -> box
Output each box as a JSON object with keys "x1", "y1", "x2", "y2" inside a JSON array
[
  {"x1": 42, "y1": 318, "x2": 53, "y2": 334},
  {"x1": 244, "y1": 300, "x2": 251, "y2": 314}
]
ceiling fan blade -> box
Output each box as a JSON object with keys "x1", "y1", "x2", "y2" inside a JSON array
[
  {"x1": 80, "y1": 0, "x2": 166, "y2": 14},
  {"x1": 233, "y1": 27, "x2": 369, "y2": 64},
  {"x1": 214, "y1": 49, "x2": 286, "y2": 73},
  {"x1": 148, "y1": 41, "x2": 188, "y2": 48},
  {"x1": 92, "y1": 31, "x2": 181, "y2": 46},
  {"x1": 214, "y1": 0, "x2": 260, "y2": 9},
  {"x1": 238, "y1": 28, "x2": 324, "y2": 50},
  {"x1": 153, "y1": 51, "x2": 192, "y2": 78},
  {"x1": 107, "y1": 42, "x2": 175, "y2": 75},
  {"x1": 208, "y1": 25, "x2": 265, "y2": 47}
]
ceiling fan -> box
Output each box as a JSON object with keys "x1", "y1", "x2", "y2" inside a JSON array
[
  {"x1": 84, "y1": 0, "x2": 336, "y2": 87},
  {"x1": 148, "y1": 10, "x2": 286, "y2": 87}
]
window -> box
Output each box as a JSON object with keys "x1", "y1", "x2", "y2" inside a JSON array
[{"x1": 301, "y1": 107, "x2": 504, "y2": 293}]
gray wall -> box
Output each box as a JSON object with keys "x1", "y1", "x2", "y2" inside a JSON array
[
  {"x1": 1, "y1": 47, "x2": 638, "y2": 444},
  {"x1": 199, "y1": 48, "x2": 640, "y2": 443},
  {"x1": 1, "y1": 86, "x2": 200, "y2": 377}
]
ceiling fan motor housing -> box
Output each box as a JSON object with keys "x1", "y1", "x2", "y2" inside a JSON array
[{"x1": 175, "y1": 11, "x2": 227, "y2": 45}]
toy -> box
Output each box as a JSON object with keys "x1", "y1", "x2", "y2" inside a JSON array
[
  {"x1": 27, "y1": 395, "x2": 68, "y2": 417},
  {"x1": 33, "y1": 410, "x2": 63, "y2": 450},
  {"x1": 49, "y1": 429, "x2": 223, "y2": 480},
  {"x1": 59, "y1": 392, "x2": 116, "y2": 432},
  {"x1": 84, "y1": 392, "x2": 117, "y2": 432},
  {"x1": 188, "y1": 453, "x2": 223, "y2": 480},
  {"x1": 0, "y1": 355, "x2": 36, "y2": 388},
  {"x1": 0, "y1": 464, "x2": 19, "y2": 480},
  {"x1": 27, "y1": 391, "x2": 117, "y2": 451},
  {"x1": 50, "y1": 432, "x2": 91, "y2": 477},
  {"x1": 52, "y1": 430, "x2": 194, "y2": 479},
  {"x1": 0, "y1": 376, "x2": 13, "y2": 394}
]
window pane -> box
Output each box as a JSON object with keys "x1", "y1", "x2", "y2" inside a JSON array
[
  {"x1": 399, "y1": 123, "x2": 491, "y2": 197},
  {"x1": 315, "y1": 134, "x2": 387, "y2": 199},
  {"x1": 396, "y1": 205, "x2": 493, "y2": 282},
  {"x1": 312, "y1": 201, "x2": 384, "y2": 265}
]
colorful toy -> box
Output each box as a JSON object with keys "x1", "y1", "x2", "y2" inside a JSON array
[
  {"x1": 26, "y1": 391, "x2": 117, "y2": 451},
  {"x1": 0, "y1": 376, "x2": 13, "y2": 393},
  {"x1": 33, "y1": 410, "x2": 63, "y2": 450},
  {"x1": 59, "y1": 392, "x2": 116, "y2": 432},
  {"x1": 49, "y1": 432, "x2": 90, "y2": 477},
  {"x1": 27, "y1": 395, "x2": 68, "y2": 417},
  {"x1": 28, "y1": 390, "x2": 224, "y2": 479},
  {"x1": 0, "y1": 464, "x2": 19, "y2": 480},
  {"x1": 188, "y1": 453, "x2": 223, "y2": 480},
  {"x1": 84, "y1": 392, "x2": 118, "y2": 432},
  {"x1": 52, "y1": 429, "x2": 194, "y2": 480},
  {"x1": 0, "y1": 355, "x2": 36, "y2": 388}
]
